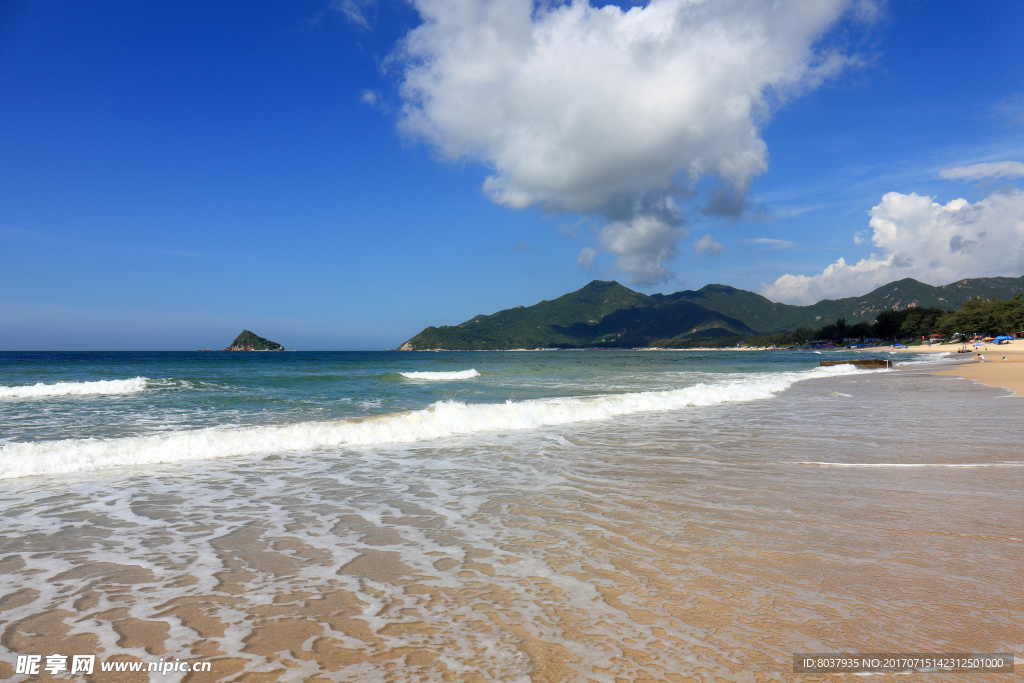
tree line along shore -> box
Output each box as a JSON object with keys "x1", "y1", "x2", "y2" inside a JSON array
[{"x1": 748, "y1": 293, "x2": 1024, "y2": 349}]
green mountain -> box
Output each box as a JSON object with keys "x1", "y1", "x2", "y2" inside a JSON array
[
  {"x1": 397, "y1": 276, "x2": 1024, "y2": 350},
  {"x1": 398, "y1": 281, "x2": 650, "y2": 350},
  {"x1": 225, "y1": 330, "x2": 284, "y2": 351}
]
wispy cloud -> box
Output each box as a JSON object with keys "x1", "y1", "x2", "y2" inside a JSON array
[
  {"x1": 332, "y1": 0, "x2": 374, "y2": 30},
  {"x1": 939, "y1": 161, "x2": 1024, "y2": 181},
  {"x1": 577, "y1": 246, "x2": 597, "y2": 271},
  {"x1": 995, "y1": 94, "x2": 1024, "y2": 128},
  {"x1": 305, "y1": 10, "x2": 326, "y2": 30},
  {"x1": 556, "y1": 217, "x2": 588, "y2": 240},
  {"x1": 693, "y1": 234, "x2": 725, "y2": 258},
  {"x1": 755, "y1": 137, "x2": 1024, "y2": 223},
  {"x1": 744, "y1": 237, "x2": 799, "y2": 249}
]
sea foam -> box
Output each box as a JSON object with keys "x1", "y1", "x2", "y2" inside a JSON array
[
  {"x1": 0, "y1": 377, "x2": 149, "y2": 399},
  {"x1": 0, "y1": 365, "x2": 862, "y2": 479},
  {"x1": 895, "y1": 352, "x2": 956, "y2": 366},
  {"x1": 399, "y1": 369, "x2": 481, "y2": 380}
]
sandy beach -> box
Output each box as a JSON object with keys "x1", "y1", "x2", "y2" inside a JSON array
[
  {"x1": 2, "y1": 352, "x2": 1021, "y2": 680},
  {"x1": 881, "y1": 339, "x2": 1024, "y2": 396}
]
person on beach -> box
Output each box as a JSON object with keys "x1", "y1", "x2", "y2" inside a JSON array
[{"x1": 979, "y1": 354, "x2": 985, "y2": 362}]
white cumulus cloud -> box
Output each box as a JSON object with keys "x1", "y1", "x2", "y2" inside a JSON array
[
  {"x1": 762, "y1": 189, "x2": 1024, "y2": 304},
  {"x1": 939, "y1": 161, "x2": 1024, "y2": 181},
  {"x1": 599, "y1": 214, "x2": 686, "y2": 284},
  {"x1": 394, "y1": 0, "x2": 863, "y2": 284}
]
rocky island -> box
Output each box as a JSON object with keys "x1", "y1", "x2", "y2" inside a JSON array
[{"x1": 225, "y1": 330, "x2": 285, "y2": 351}]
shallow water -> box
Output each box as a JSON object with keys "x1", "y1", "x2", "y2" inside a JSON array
[{"x1": 0, "y1": 352, "x2": 1021, "y2": 680}]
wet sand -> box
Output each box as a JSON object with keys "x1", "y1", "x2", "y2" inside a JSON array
[
  {"x1": 935, "y1": 342, "x2": 1024, "y2": 396},
  {"x1": 1, "y1": 368, "x2": 1021, "y2": 681},
  {"x1": 881, "y1": 340, "x2": 1024, "y2": 396}
]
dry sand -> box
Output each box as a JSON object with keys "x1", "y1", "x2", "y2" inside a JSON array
[{"x1": 884, "y1": 339, "x2": 1024, "y2": 396}]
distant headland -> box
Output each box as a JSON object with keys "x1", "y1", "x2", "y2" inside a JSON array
[
  {"x1": 397, "y1": 275, "x2": 1024, "y2": 350},
  {"x1": 225, "y1": 330, "x2": 284, "y2": 351}
]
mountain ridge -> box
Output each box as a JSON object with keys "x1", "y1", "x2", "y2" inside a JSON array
[{"x1": 397, "y1": 276, "x2": 1024, "y2": 350}]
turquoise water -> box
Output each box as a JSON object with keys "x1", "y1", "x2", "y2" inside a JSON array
[{"x1": 1, "y1": 349, "x2": 869, "y2": 471}]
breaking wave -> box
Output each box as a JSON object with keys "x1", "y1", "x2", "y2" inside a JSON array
[
  {"x1": 0, "y1": 377, "x2": 149, "y2": 399},
  {"x1": 399, "y1": 369, "x2": 481, "y2": 380},
  {"x1": 1, "y1": 365, "x2": 863, "y2": 479}
]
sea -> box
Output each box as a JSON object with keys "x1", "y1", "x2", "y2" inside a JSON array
[{"x1": 0, "y1": 350, "x2": 1021, "y2": 681}]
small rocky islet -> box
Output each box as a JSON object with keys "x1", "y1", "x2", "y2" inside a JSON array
[{"x1": 224, "y1": 330, "x2": 284, "y2": 351}]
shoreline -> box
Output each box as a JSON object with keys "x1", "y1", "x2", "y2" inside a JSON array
[
  {"x1": 878, "y1": 339, "x2": 1024, "y2": 396},
  {"x1": 393, "y1": 343, "x2": 1024, "y2": 396}
]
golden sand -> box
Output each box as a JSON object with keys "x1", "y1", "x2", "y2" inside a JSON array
[{"x1": 884, "y1": 339, "x2": 1024, "y2": 396}]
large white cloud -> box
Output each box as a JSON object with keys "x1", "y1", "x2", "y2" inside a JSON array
[
  {"x1": 395, "y1": 0, "x2": 861, "y2": 283},
  {"x1": 763, "y1": 189, "x2": 1024, "y2": 304}
]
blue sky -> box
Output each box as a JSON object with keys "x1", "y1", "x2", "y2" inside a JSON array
[{"x1": 2, "y1": 0, "x2": 1023, "y2": 350}]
